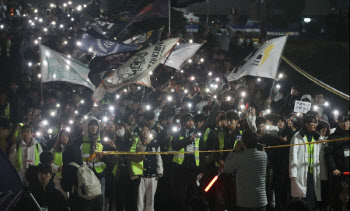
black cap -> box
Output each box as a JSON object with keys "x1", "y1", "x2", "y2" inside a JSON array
[
  {"x1": 37, "y1": 163, "x2": 52, "y2": 174},
  {"x1": 194, "y1": 114, "x2": 206, "y2": 123},
  {"x1": 217, "y1": 115, "x2": 226, "y2": 122},
  {"x1": 226, "y1": 111, "x2": 239, "y2": 120}
]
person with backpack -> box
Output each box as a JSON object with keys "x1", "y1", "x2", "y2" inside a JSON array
[
  {"x1": 61, "y1": 141, "x2": 103, "y2": 211},
  {"x1": 62, "y1": 116, "x2": 107, "y2": 211},
  {"x1": 9, "y1": 125, "x2": 43, "y2": 181}
]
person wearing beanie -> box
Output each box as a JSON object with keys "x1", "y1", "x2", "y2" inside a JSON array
[{"x1": 301, "y1": 94, "x2": 313, "y2": 103}]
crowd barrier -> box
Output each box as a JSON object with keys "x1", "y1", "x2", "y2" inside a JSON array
[{"x1": 87, "y1": 137, "x2": 350, "y2": 161}]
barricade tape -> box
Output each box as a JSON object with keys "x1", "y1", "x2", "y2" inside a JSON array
[
  {"x1": 90, "y1": 137, "x2": 349, "y2": 156},
  {"x1": 282, "y1": 56, "x2": 350, "y2": 101}
]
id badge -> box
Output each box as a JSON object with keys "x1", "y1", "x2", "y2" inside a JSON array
[{"x1": 344, "y1": 149, "x2": 350, "y2": 158}]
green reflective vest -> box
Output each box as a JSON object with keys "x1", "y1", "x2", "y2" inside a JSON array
[
  {"x1": 172, "y1": 136, "x2": 200, "y2": 167},
  {"x1": 101, "y1": 98, "x2": 111, "y2": 105},
  {"x1": 4, "y1": 103, "x2": 10, "y2": 118},
  {"x1": 203, "y1": 128, "x2": 211, "y2": 147},
  {"x1": 53, "y1": 151, "x2": 63, "y2": 177},
  {"x1": 16, "y1": 143, "x2": 40, "y2": 171},
  {"x1": 306, "y1": 135, "x2": 315, "y2": 173},
  {"x1": 82, "y1": 136, "x2": 107, "y2": 174},
  {"x1": 112, "y1": 138, "x2": 144, "y2": 176},
  {"x1": 218, "y1": 129, "x2": 243, "y2": 155},
  {"x1": 233, "y1": 130, "x2": 243, "y2": 149},
  {"x1": 13, "y1": 124, "x2": 23, "y2": 140},
  {"x1": 216, "y1": 130, "x2": 242, "y2": 167}
]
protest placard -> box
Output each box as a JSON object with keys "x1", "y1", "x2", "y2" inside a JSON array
[{"x1": 294, "y1": 100, "x2": 312, "y2": 113}]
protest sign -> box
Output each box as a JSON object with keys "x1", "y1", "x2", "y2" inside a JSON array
[{"x1": 294, "y1": 101, "x2": 312, "y2": 114}]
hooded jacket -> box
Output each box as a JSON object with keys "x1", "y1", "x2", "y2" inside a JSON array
[{"x1": 63, "y1": 116, "x2": 107, "y2": 178}]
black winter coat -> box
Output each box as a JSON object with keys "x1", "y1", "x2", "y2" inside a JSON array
[{"x1": 325, "y1": 127, "x2": 350, "y2": 172}]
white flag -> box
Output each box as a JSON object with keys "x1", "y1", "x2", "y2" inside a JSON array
[
  {"x1": 163, "y1": 43, "x2": 202, "y2": 70},
  {"x1": 40, "y1": 45, "x2": 95, "y2": 90},
  {"x1": 227, "y1": 36, "x2": 288, "y2": 81},
  {"x1": 92, "y1": 38, "x2": 179, "y2": 102}
]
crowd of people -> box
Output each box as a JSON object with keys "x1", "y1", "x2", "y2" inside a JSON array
[{"x1": 0, "y1": 0, "x2": 349, "y2": 211}]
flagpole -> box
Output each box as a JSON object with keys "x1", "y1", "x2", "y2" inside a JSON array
[
  {"x1": 206, "y1": 0, "x2": 210, "y2": 24},
  {"x1": 163, "y1": 43, "x2": 177, "y2": 65},
  {"x1": 115, "y1": 21, "x2": 134, "y2": 39},
  {"x1": 268, "y1": 79, "x2": 276, "y2": 100},
  {"x1": 40, "y1": 78, "x2": 44, "y2": 106},
  {"x1": 168, "y1": 0, "x2": 171, "y2": 35}
]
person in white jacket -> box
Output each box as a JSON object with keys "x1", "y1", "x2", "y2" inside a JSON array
[
  {"x1": 289, "y1": 115, "x2": 328, "y2": 209},
  {"x1": 9, "y1": 125, "x2": 43, "y2": 181}
]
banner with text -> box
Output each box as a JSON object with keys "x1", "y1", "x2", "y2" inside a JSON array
[
  {"x1": 40, "y1": 45, "x2": 95, "y2": 90},
  {"x1": 79, "y1": 33, "x2": 138, "y2": 56},
  {"x1": 92, "y1": 38, "x2": 179, "y2": 102}
]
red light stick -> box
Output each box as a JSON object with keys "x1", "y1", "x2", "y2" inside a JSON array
[
  {"x1": 205, "y1": 173, "x2": 221, "y2": 192},
  {"x1": 343, "y1": 172, "x2": 350, "y2": 176}
]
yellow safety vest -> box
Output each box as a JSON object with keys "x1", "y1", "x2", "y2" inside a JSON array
[
  {"x1": 218, "y1": 129, "x2": 242, "y2": 154},
  {"x1": 101, "y1": 98, "x2": 111, "y2": 105},
  {"x1": 53, "y1": 151, "x2": 63, "y2": 177},
  {"x1": 172, "y1": 136, "x2": 200, "y2": 167},
  {"x1": 305, "y1": 135, "x2": 315, "y2": 173},
  {"x1": 16, "y1": 143, "x2": 40, "y2": 171},
  {"x1": 216, "y1": 130, "x2": 242, "y2": 166},
  {"x1": 203, "y1": 128, "x2": 211, "y2": 147},
  {"x1": 81, "y1": 136, "x2": 106, "y2": 174},
  {"x1": 233, "y1": 130, "x2": 243, "y2": 149},
  {"x1": 4, "y1": 103, "x2": 10, "y2": 118},
  {"x1": 112, "y1": 138, "x2": 144, "y2": 176}
]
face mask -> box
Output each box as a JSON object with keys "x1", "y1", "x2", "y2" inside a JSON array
[{"x1": 116, "y1": 128, "x2": 125, "y2": 137}]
